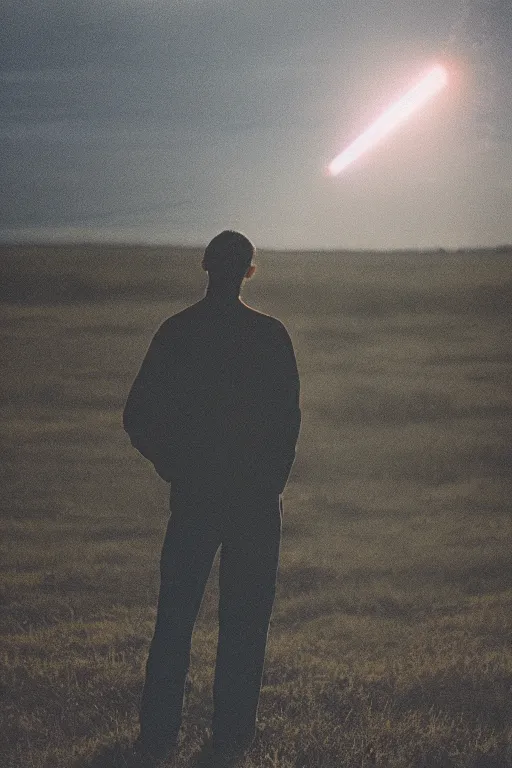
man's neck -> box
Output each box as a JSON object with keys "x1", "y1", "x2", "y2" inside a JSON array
[{"x1": 205, "y1": 280, "x2": 242, "y2": 304}]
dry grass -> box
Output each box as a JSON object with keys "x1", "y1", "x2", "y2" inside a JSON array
[{"x1": 1, "y1": 245, "x2": 511, "y2": 767}]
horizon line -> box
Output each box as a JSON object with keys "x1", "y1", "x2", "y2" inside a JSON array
[{"x1": 1, "y1": 241, "x2": 511, "y2": 255}]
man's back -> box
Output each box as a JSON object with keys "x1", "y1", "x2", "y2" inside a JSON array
[{"x1": 123, "y1": 294, "x2": 301, "y2": 492}]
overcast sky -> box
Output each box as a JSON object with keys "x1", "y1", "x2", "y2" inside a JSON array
[{"x1": 1, "y1": 0, "x2": 510, "y2": 249}]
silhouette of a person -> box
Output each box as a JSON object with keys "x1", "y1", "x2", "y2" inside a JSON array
[{"x1": 123, "y1": 231, "x2": 301, "y2": 765}]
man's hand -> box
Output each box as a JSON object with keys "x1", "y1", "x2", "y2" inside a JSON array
[{"x1": 127, "y1": 433, "x2": 174, "y2": 482}]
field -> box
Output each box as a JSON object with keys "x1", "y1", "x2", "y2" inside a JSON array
[{"x1": 1, "y1": 244, "x2": 511, "y2": 768}]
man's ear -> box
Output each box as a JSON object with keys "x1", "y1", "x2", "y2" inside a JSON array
[
  {"x1": 245, "y1": 264, "x2": 256, "y2": 279},
  {"x1": 201, "y1": 258, "x2": 208, "y2": 272}
]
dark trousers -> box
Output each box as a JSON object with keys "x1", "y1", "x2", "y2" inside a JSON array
[{"x1": 139, "y1": 486, "x2": 282, "y2": 751}]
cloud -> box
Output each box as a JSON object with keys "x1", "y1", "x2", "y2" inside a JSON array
[
  {"x1": 1, "y1": 0, "x2": 510, "y2": 247},
  {"x1": 1, "y1": 0, "x2": 465, "y2": 73}
]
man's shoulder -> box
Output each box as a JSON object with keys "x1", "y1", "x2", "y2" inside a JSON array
[
  {"x1": 240, "y1": 302, "x2": 289, "y2": 335},
  {"x1": 241, "y1": 303, "x2": 279, "y2": 323},
  {"x1": 155, "y1": 300, "x2": 205, "y2": 336}
]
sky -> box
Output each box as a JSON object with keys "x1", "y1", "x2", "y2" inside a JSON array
[{"x1": 1, "y1": 0, "x2": 511, "y2": 250}]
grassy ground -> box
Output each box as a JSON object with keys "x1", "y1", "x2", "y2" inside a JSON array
[{"x1": 1, "y1": 245, "x2": 511, "y2": 767}]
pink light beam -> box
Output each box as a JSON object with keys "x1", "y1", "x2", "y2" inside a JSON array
[{"x1": 327, "y1": 64, "x2": 448, "y2": 176}]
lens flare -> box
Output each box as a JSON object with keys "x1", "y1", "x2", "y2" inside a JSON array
[{"x1": 327, "y1": 65, "x2": 448, "y2": 176}]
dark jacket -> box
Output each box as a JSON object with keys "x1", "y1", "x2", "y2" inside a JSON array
[{"x1": 123, "y1": 292, "x2": 301, "y2": 493}]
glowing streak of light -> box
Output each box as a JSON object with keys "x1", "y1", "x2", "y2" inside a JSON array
[{"x1": 327, "y1": 65, "x2": 448, "y2": 176}]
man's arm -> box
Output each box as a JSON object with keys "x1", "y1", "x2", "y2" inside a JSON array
[
  {"x1": 122, "y1": 321, "x2": 176, "y2": 479},
  {"x1": 268, "y1": 323, "x2": 301, "y2": 493}
]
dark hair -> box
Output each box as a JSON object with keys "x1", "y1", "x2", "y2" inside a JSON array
[{"x1": 203, "y1": 230, "x2": 255, "y2": 280}]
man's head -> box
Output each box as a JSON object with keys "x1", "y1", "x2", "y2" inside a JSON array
[{"x1": 202, "y1": 230, "x2": 256, "y2": 284}]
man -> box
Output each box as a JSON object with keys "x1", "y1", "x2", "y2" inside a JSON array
[{"x1": 123, "y1": 230, "x2": 301, "y2": 766}]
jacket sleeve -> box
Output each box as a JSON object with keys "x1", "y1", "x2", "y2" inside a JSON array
[
  {"x1": 268, "y1": 324, "x2": 301, "y2": 492},
  {"x1": 122, "y1": 321, "x2": 176, "y2": 476}
]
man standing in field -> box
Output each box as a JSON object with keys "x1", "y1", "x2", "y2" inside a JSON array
[{"x1": 123, "y1": 231, "x2": 301, "y2": 766}]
